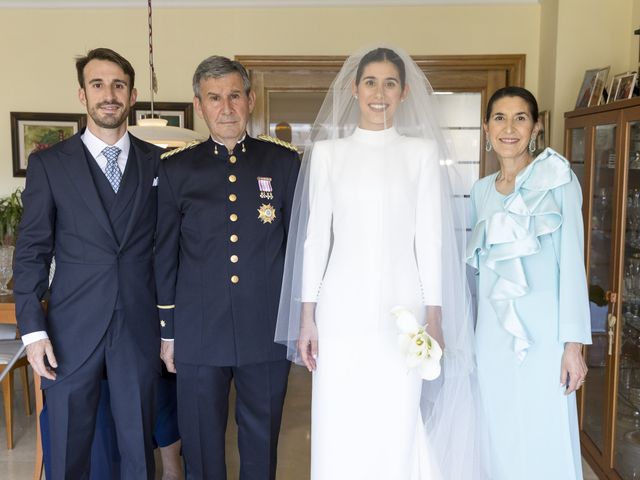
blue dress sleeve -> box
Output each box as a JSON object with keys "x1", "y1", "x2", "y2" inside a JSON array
[{"x1": 555, "y1": 173, "x2": 592, "y2": 345}]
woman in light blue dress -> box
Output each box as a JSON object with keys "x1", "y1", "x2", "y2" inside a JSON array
[{"x1": 466, "y1": 87, "x2": 592, "y2": 480}]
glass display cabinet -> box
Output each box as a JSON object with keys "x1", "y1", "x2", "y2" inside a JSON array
[{"x1": 565, "y1": 96, "x2": 640, "y2": 479}]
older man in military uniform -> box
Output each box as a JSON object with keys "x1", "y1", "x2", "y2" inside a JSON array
[{"x1": 154, "y1": 56, "x2": 300, "y2": 479}]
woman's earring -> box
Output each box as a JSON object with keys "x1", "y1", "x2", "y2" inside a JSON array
[
  {"x1": 485, "y1": 138, "x2": 492, "y2": 152},
  {"x1": 529, "y1": 136, "x2": 537, "y2": 154},
  {"x1": 354, "y1": 94, "x2": 358, "y2": 99}
]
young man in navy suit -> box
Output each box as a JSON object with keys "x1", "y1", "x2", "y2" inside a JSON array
[
  {"x1": 155, "y1": 56, "x2": 300, "y2": 479},
  {"x1": 14, "y1": 48, "x2": 162, "y2": 479}
]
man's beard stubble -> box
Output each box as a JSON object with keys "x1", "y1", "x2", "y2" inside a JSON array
[{"x1": 88, "y1": 101, "x2": 129, "y2": 129}]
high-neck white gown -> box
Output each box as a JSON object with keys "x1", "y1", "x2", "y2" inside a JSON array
[{"x1": 302, "y1": 127, "x2": 444, "y2": 480}]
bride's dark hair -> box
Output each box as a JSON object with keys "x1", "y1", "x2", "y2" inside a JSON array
[{"x1": 355, "y1": 47, "x2": 406, "y2": 88}]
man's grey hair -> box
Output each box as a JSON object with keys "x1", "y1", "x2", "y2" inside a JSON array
[{"x1": 192, "y1": 55, "x2": 251, "y2": 98}]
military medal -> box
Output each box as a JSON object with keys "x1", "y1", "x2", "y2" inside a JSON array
[
  {"x1": 257, "y1": 204, "x2": 276, "y2": 224},
  {"x1": 257, "y1": 176, "x2": 274, "y2": 199}
]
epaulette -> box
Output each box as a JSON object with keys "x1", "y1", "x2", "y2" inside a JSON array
[
  {"x1": 160, "y1": 141, "x2": 201, "y2": 159},
  {"x1": 257, "y1": 134, "x2": 298, "y2": 152}
]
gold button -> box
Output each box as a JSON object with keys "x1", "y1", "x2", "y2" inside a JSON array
[
  {"x1": 230, "y1": 255, "x2": 239, "y2": 263},
  {"x1": 230, "y1": 234, "x2": 238, "y2": 242},
  {"x1": 228, "y1": 174, "x2": 237, "y2": 183},
  {"x1": 229, "y1": 155, "x2": 237, "y2": 164},
  {"x1": 228, "y1": 194, "x2": 237, "y2": 202},
  {"x1": 230, "y1": 213, "x2": 238, "y2": 222},
  {"x1": 231, "y1": 275, "x2": 239, "y2": 284}
]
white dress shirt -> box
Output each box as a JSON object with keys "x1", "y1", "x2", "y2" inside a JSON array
[{"x1": 82, "y1": 127, "x2": 131, "y2": 174}]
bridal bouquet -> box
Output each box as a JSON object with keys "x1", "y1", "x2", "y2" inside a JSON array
[{"x1": 391, "y1": 306, "x2": 442, "y2": 380}]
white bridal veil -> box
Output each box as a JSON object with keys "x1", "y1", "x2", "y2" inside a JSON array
[{"x1": 275, "y1": 44, "x2": 490, "y2": 479}]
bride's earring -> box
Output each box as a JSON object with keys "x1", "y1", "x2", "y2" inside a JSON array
[
  {"x1": 485, "y1": 138, "x2": 492, "y2": 152},
  {"x1": 529, "y1": 136, "x2": 537, "y2": 154},
  {"x1": 354, "y1": 94, "x2": 358, "y2": 99}
]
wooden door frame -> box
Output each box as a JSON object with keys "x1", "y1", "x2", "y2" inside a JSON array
[{"x1": 236, "y1": 54, "x2": 525, "y2": 176}]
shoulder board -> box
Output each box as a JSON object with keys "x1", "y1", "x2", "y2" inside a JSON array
[
  {"x1": 160, "y1": 141, "x2": 201, "y2": 159},
  {"x1": 257, "y1": 134, "x2": 298, "y2": 152}
]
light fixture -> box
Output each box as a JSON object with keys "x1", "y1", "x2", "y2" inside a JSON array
[{"x1": 128, "y1": 0, "x2": 204, "y2": 148}]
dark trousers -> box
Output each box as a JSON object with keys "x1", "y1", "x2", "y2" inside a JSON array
[
  {"x1": 41, "y1": 373, "x2": 180, "y2": 479},
  {"x1": 45, "y1": 310, "x2": 157, "y2": 480},
  {"x1": 177, "y1": 359, "x2": 290, "y2": 480},
  {"x1": 41, "y1": 380, "x2": 119, "y2": 480}
]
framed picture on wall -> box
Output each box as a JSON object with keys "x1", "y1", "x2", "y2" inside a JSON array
[
  {"x1": 614, "y1": 72, "x2": 637, "y2": 101},
  {"x1": 575, "y1": 67, "x2": 609, "y2": 109},
  {"x1": 10, "y1": 112, "x2": 86, "y2": 177},
  {"x1": 128, "y1": 101, "x2": 194, "y2": 129}
]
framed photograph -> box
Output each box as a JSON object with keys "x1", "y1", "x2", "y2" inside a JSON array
[
  {"x1": 615, "y1": 72, "x2": 637, "y2": 101},
  {"x1": 607, "y1": 74, "x2": 623, "y2": 104},
  {"x1": 10, "y1": 112, "x2": 86, "y2": 177},
  {"x1": 535, "y1": 110, "x2": 550, "y2": 153},
  {"x1": 593, "y1": 67, "x2": 610, "y2": 106},
  {"x1": 128, "y1": 101, "x2": 194, "y2": 129},
  {"x1": 575, "y1": 67, "x2": 610, "y2": 109}
]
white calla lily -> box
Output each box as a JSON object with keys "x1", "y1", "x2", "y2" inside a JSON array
[
  {"x1": 391, "y1": 305, "x2": 420, "y2": 334},
  {"x1": 420, "y1": 356, "x2": 441, "y2": 380},
  {"x1": 397, "y1": 334, "x2": 412, "y2": 351},
  {"x1": 428, "y1": 336, "x2": 443, "y2": 361},
  {"x1": 391, "y1": 305, "x2": 442, "y2": 381}
]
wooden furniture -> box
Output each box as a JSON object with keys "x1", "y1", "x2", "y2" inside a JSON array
[
  {"x1": 33, "y1": 371, "x2": 43, "y2": 480},
  {"x1": 0, "y1": 295, "x2": 32, "y2": 450},
  {"x1": 0, "y1": 296, "x2": 43, "y2": 478},
  {"x1": 565, "y1": 96, "x2": 640, "y2": 479}
]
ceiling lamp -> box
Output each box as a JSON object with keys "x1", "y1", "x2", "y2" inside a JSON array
[{"x1": 128, "y1": 0, "x2": 204, "y2": 148}]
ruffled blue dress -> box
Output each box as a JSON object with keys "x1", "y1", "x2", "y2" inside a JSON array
[{"x1": 466, "y1": 149, "x2": 592, "y2": 480}]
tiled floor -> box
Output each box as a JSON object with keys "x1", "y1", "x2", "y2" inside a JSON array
[{"x1": 0, "y1": 366, "x2": 600, "y2": 479}]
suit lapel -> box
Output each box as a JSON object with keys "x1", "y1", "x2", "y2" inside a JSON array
[
  {"x1": 60, "y1": 133, "x2": 118, "y2": 244},
  {"x1": 119, "y1": 135, "x2": 154, "y2": 250}
]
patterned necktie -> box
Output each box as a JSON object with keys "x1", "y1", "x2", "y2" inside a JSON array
[{"x1": 102, "y1": 146, "x2": 122, "y2": 193}]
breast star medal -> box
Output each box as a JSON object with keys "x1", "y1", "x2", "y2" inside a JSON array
[
  {"x1": 257, "y1": 176, "x2": 274, "y2": 199},
  {"x1": 257, "y1": 203, "x2": 276, "y2": 224}
]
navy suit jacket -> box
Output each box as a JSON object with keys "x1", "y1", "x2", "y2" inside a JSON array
[
  {"x1": 154, "y1": 136, "x2": 300, "y2": 367},
  {"x1": 13, "y1": 130, "x2": 162, "y2": 386}
]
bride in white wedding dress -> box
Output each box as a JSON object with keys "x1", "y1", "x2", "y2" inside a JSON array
[{"x1": 275, "y1": 46, "x2": 489, "y2": 479}]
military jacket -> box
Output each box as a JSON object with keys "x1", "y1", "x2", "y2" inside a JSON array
[{"x1": 154, "y1": 135, "x2": 300, "y2": 366}]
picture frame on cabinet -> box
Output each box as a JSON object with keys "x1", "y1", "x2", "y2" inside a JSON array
[
  {"x1": 575, "y1": 67, "x2": 610, "y2": 109},
  {"x1": 10, "y1": 111, "x2": 86, "y2": 177},
  {"x1": 592, "y1": 67, "x2": 610, "y2": 106},
  {"x1": 614, "y1": 71, "x2": 637, "y2": 101},
  {"x1": 128, "y1": 101, "x2": 194, "y2": 129},
  {"x1": 607, "y1": 74, "x2": 623, "y2": 104}
]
